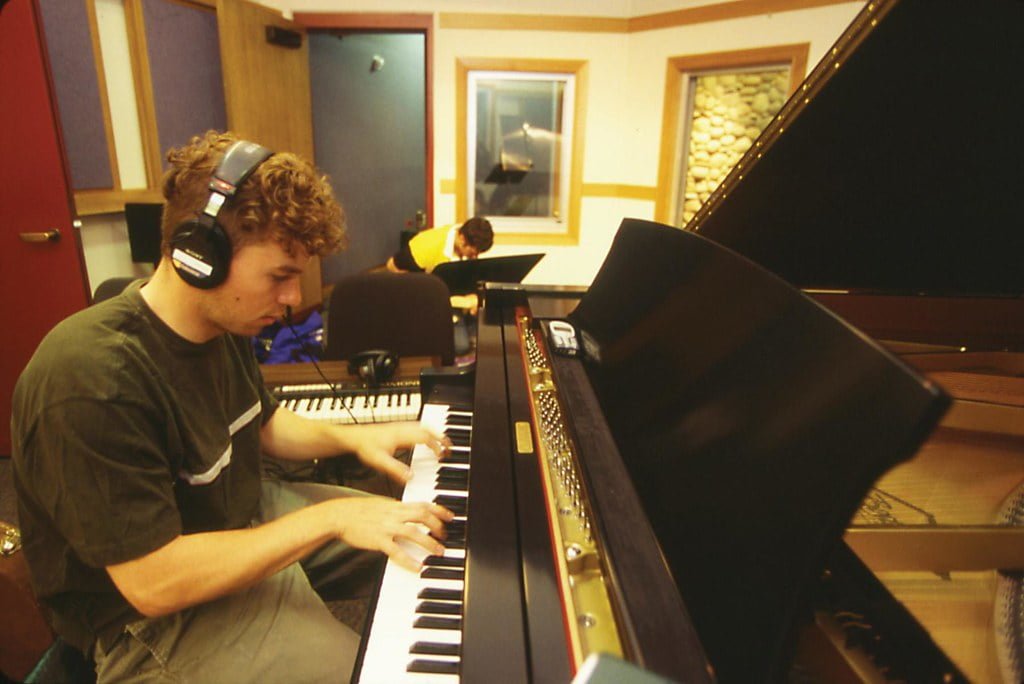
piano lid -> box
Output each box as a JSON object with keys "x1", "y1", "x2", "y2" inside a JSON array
[
  {"x1": 689, "y1": 0, "x2": 1024, "y2": 302},
  {"x1": 565, "y1": 218, "x2": 951, "y2": 682}
]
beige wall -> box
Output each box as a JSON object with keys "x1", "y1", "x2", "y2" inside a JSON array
[
  {"x1": 277, "y1": 0, "x2": 863, "y2": 285},
  {"x1": 85, "y1": 0, "x2": 865, "y2": 291}
]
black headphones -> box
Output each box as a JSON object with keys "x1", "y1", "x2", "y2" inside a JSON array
[
  {"x1": 348, "y1": 350, "x2": 398, "y2": 387},
  {"x1": 169, "y1": 140, "x2": 274, "y2": 289}
]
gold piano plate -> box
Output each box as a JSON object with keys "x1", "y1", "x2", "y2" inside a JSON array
[{"x1": 516, "y1": 313, "x2": 624, "y2": 667}]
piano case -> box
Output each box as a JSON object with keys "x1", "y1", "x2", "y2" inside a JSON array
[{"x1": 555, "y1": 218, "x2": 952, "y2": 682}]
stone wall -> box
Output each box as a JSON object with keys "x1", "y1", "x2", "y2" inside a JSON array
[{"x1": 680, "y1": 69, "x2": 789, "y2": 225}]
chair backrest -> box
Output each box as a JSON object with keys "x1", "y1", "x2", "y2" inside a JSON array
[
  {"x1": 91, "y1": 277, "x2": 135, "y2": 304},
  {"x1": 324, "y1": 271, "x2": 455, "y2": 366}
]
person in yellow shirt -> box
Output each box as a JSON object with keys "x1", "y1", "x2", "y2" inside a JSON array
[
  {"x1": 386, "y1": 218, "x2": 494, "y2": 315},
  {"x1": 386, "y1": 217, "x2": 493, "y2": 274}
]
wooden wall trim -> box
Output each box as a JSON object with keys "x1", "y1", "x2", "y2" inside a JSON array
[
  {"x1": 582, "y1": 183, "x2": 658, "y2": 201},
  {"x1": 629, "y1": 0, "x2": 859, "y2": 32},
  {"x1": 440, "y1": 0, "x2": 858, "y2": 33},
  {"x1": 74, "y1": 187, "x2": 164, "y2": 216},
  {"x1": 654, "y1": 43, "x2": 809, "y2": 224},
  {"x1": 86, "y1": 0, "x2": 122, "y2": 192},
  {"x1": 442, "y1": 180, "x2": 658, "y2": 202},
  {"x1": 440, "y1": 13, "x2": 627, "y2": 33},
  {"x1": 294, "y1": 12, "x2": 432, "y2": 30},
  {"x1": 124, "y1": 0, "x2": 162, "y2": 189}
]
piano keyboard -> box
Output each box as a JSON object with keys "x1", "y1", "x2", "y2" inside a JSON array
[
  {"x1": 357, "y1": 402, "x2": 473, "y2": 683},
  {"x1": 271, "y1": 381, "x2": 421, "y2": 424}
]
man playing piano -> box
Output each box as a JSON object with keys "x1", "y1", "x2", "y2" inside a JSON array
[{"x1": 10, "y1": 130, "x2": 454, "y2": 683}]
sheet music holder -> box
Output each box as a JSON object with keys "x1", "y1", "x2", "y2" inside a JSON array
[{"x1": 431, "y1": 253, "x2": 544, "y2": 295}]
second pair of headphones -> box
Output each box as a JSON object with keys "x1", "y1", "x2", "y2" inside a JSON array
[
  {"x1": 169, "y1": 140, "x2": 274, "y2": 289},
  {"x1": 348, "y1": 350, "x2": 398, "y2": 387}
]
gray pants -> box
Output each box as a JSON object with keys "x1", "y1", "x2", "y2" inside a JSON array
[{"x1": 92, "y1": 479, "x2": 382, "y2": 683}]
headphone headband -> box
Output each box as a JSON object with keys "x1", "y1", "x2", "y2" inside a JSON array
[{"x1": 170, "y1": 139, "x2": 274, "y2": 289}]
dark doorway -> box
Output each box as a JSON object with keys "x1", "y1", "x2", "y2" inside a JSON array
[{"x1": 309, "y1": 30, "x2": 427, "y2": 283}]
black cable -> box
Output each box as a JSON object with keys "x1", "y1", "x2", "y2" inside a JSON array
[{"x1": 282, "y1": 306, "x2": 366, "y2": 425}]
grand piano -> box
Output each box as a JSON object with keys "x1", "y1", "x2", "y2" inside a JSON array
[{"x1": 349, "y1": 0, "x2": 1024, "y2": 681}]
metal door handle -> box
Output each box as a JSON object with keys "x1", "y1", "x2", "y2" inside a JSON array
[{"x1": 19, "y1": 229, "x2": 61, "y2": 243}]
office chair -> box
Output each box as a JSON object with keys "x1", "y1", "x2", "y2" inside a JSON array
[
  {"x1": 323, "y1": 271, "x2": 456, "y2": 367},
  {"x1": 91, "y1": 277, "x2": 136, "y2": 304}
]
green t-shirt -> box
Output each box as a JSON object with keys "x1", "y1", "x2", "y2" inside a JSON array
[{"x1": 11, "y1": 280, "x2": 278, "y2": 652}]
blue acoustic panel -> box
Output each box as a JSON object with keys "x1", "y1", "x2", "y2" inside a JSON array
[
  {"x1": 142, "y1": 0, "x2": 226, "y2": 163},
  {"x1": 38, "y1": 0, "x2": 114, "y2": 190}
]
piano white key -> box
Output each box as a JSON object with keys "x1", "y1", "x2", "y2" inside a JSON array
[{"x1": 358, "y1": 403, "x2": 469, "y2": 683}]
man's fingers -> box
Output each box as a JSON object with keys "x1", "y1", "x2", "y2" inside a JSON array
[
  {"x1": 381, "y1": 538, "x2": 423, "y2": 573},
  {"x1": 398, "y1": 501, "x2": 453, "y2": 536},
  {"x1": 397, "y1": 524, "x2": 445, "y2": 557}
]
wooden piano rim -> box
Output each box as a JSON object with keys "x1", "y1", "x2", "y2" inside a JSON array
[{"x1": 845, "y1": 526, "x2": 1024, "y2": 573}]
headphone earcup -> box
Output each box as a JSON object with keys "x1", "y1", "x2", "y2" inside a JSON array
[
  {"x1": 376, "y1": 352, "x2": 397, "y2": 382},
  {"x1": 169, "y1": 219, "x2": 232, "y2": 289},
  {"x1": 349, "y1": 350, "x2": 398, "y2": 387}
]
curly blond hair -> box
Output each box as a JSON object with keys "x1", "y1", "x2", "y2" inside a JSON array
[{"x1": 161, "y1": 130, "x2": 346, "y2": 257}]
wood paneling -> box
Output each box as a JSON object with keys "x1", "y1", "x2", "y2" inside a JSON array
[
  {"x1": 217, "y1": 0, "x2": 321, "y2": 307},
  {"x1": 217, "y1": 0, "x2": 313, "y2": 158}
]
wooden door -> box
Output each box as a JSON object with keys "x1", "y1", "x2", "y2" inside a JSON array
[
  {"x1": 216, "y1": 0, "x2": 322, "y2": 309},
  {"x1": 0, "y1": 0, "x2": 91, "y2": 456}
]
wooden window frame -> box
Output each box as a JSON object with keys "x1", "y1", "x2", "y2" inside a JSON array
[
  {"x1": 456, "y1": 57, "x2": 587, "y2": 246},
  {"x1": 72, "y1": 0, "x2": 215, "y2": 215},
  {"x1": 654, "y1": 44, "x2": 809, "y2": 226}
]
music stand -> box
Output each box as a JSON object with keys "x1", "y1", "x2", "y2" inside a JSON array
[{"x1": 432, "y1": 253, "x2": 544, "y2": 295}]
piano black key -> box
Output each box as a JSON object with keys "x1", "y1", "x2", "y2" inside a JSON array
[
  {"x1": 434, "y1": 494, "x2": 466, "y2": 507},
  {"x1": 443, "y1": 537, "x2": 465, "y2": 549},
  {"x1": 437, "y1": 501, "x2": 467, "y2": 516},
  {"x1": 410, "y1": 641, "x2": 461, "y2": 657},
  {"x1": 414, "y1": 615, "x2": 462, "y2": 630},
  {"x1": 423, "y1": 555, "x2": 465, "y2": 568},
  {"x1": 445, "y1": 414, "x2": 472, "y2": 426},
  {"x1": 443, "y1": 450, "x2": 470, "y2": 464},
  {"x1": 416, "y1": 600, "x2": 463, "y2": 616},
  {"x1": 418, "y1": 587, "x2": 463, "y2": 601},
  {"x1": 421, "y1": 567, "x2": 464, "y2": 581},
  {"x1": 436, "y1": 477, "x2": 469, "y2": 492},
  {"x1": 407, "y1": 659, "x2": 460, "y2": 675},
  {"x1": 438, "y1": 466, "x2": 469, "y2": 478},
  {"x1": 446, "y1": 431, "x2": 471, "y2": 446}
]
